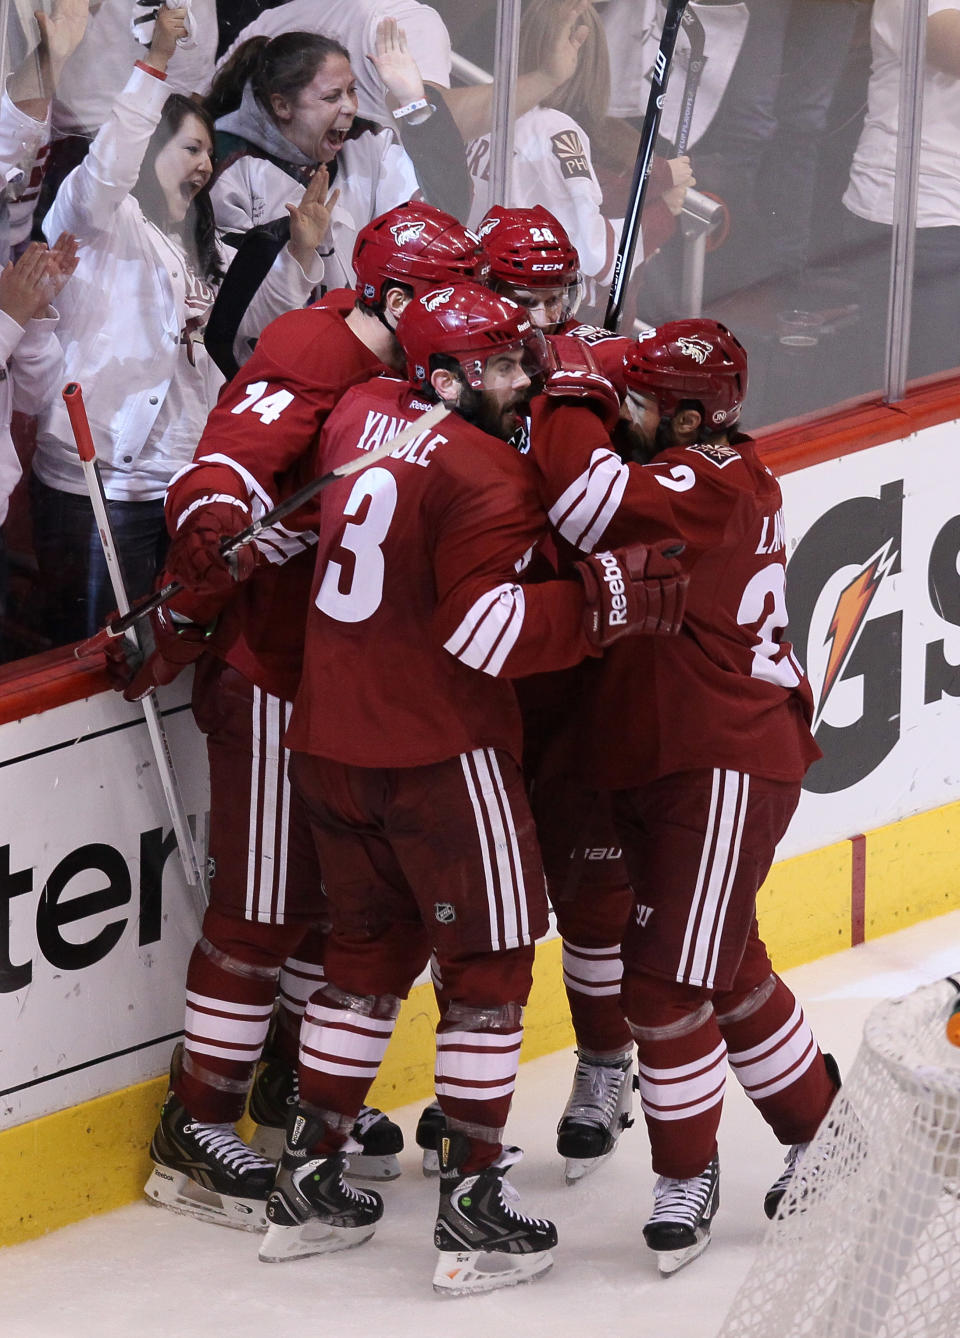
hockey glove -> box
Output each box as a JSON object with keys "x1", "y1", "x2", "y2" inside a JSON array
[
  {"x1": 104, "y1": 604, "x2": 213, "y2": 702},
  {"x1": 575, "y1": 540, "x2": 688, "y2": 646},
  {"x1": 165, "y1": 494, "x2": 261, "y2": 597},
  {"x1": 543, "y1": 334, "x2": 622, "y2": 430}
]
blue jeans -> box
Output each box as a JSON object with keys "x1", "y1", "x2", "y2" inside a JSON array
[{"x1": 29, "y1": 473, "x2": 168, "y2": 646}]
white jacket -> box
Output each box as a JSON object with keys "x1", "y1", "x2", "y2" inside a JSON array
[
  {"x1": 36, "y1": 65, "x2": 321, "y2": 501},
  {"x1": 0, "y1": 307, "x2": 62, "y2": 524}
]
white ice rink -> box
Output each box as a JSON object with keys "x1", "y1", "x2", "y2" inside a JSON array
[{"x1": 3, "y1": 911, "x2": 960, "y2": 1338}]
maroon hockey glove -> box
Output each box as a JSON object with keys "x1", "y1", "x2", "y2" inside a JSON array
[
  {"x1": 543, "y1": 334, "x2": 622, "y2": 430},
  {"x1": 104, "y1": 604, "x2": 214, "y2": 702},
  {"x1": 575, "y1": 540, "x2": 688, "y2": 646},
  {"x1": 165, "y1": 494, "x2": 261, "y2": 596}
]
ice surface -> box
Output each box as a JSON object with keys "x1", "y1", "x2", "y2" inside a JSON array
[{"x1": 2, "y1": 911, "x2": 959, "y2": 1338}]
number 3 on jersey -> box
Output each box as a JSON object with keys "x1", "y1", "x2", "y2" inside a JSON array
[{"x1": 315, "y1": 468, "x2": 398, "y2": 623}]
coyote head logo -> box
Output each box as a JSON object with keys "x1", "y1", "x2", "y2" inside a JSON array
[
  {"x1": 390, "y1": 220, "x2": 426, "y2": 247},
  {"x1": 677, "y1": 336, "x2": 713, "y2": 364},
  {"x1": 423, "y1": 286, "x2": 455, "y2": 311}
]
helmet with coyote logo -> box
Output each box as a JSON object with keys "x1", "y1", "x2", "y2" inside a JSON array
[
  {"x1": 397, "y1": 281, "x2": 550, "y2": 391},
  {"x1": 622, "y1": 320, "x2": 748, "y2": 428},
  {"x1": 353, "y1": 202, "x2": 485, "y2": 310}
]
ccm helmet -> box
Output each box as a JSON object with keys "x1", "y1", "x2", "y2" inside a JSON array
[
  {"x1": 396, "y1": 281, "x2": 550, "y2": 391},
  {"x1": 622, "y1": 320, "x2": 748, "y2": 429},
  {"x1": 353, "y1": 201, "x2": 485, "y2": 309},
  {"x1": 477, "y1": 205, "x2": 582, "y2": 326}
]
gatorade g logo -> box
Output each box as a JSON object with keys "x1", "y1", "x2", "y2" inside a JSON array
[
  {"x1": 788, "y1": 481, "x2": 903, "y2": 792},
  {"x1": 390, "y1": 220, "x2": 426, "y2": 247}
]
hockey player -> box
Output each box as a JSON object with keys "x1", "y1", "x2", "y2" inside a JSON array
[
  {"x1": 471, "y1": 202, "x2": 640, "y2": 1184},
  {"x1": 530, "y1": 319, "x2": 839, "y2": 1273},
  {"x1": 133, "y1": 203, "x2": 485, "y2": 1231},
  {"x1": 255, "y1": 283, "x2": 688, "y2": 1292}
]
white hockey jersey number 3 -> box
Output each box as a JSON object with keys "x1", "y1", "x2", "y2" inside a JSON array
[{"x1": 315, "y1": 468, "x2": 398, "y2": 623}]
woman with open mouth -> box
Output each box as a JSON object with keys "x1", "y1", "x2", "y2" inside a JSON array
[
  {"x1": 203, "y1": 17, "x2": 471, "y2": 299},
  {"x1": 30, "y1": 5, "x2": 326, "y2": 645}
]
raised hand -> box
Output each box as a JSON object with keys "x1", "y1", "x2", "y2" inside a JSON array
[
  {"x1": 540, "y1": 0, "x2": 591, "y2": 93},
  {"x1": 286, "y1": 164, "x2": 340, "y2": 265},
  {"x1": 145, "y1": 4, "x2": 188, "y2": 73},
  {"x1": 0, "y1": 242, "x2": 61, "y2": 325},
  {"x1": 35, "y1": 0, "x2": 91, "y2": 82},
  {"x1": 662, "y1": 156, "x2": 696, "y2": 216},
  {"x1": 369, "y1": 17, "x2": 426, "y2": 110},
  {"x1": 45, "y1": 232, "x2": 81, "y2": 299}
]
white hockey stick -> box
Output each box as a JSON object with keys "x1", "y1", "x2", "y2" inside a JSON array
[{"x1": 63, "y1": 382, "x2": 207, "y2": 920}]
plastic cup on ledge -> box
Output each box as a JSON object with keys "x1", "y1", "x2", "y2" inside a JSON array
[{"x1": 777, "y1": 310, "x2": 823, "y2": 348}]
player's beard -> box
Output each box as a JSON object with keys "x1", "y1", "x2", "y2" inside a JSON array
[
  {"x1": 614, "y1": 415, "x2": 675, "y2": 463},
  {"x1": 455, "y1": 384, "x2": 533, "y2": 442}
]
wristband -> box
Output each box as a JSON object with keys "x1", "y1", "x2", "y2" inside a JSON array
[{"x1": 392, "y1": 98, "x2": 430, "y2": 120}]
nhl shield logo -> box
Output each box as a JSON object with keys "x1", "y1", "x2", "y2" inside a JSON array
[
  {"x1": 677, "y1": 336, "x2": 713, "y2": 364},
  {"x1": 435, "y1": 902, "x2": 457, "y2": 924},
  {"x1": 423, "y1": 286, "x2": 455, "y2": 311},
  {"x1": 391, "y1": 220, "x2": 426, "y2": 247}
]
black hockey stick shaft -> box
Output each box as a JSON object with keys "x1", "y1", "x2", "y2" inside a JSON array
[
  {"x1": 603, "y1": 0, "x2": 690, "y2": 332},
  {"x1": 674, "y1": 7, "x2": 706, "y2": 156},
  {"x1": 76, "y1": 402, "x2": 450, "y2": 655}
]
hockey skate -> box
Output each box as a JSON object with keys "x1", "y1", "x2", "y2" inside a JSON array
[
  {"x1": 259, "y1": 1105, "x2": 384, "y2": 1262},
  {"x1": 643, "y1": 1154, "x2": 719, "y2": 1276},
  {"x1": 764, "y1": 1053, "x2": 843, "y2": 1220},
  {"x1": 433, "y1": 1128, "x2": 557, "y2": 1297},
  {"x1": 416, "y1": 1101, "x2": 444, "y2": 1176},
  {"x1": 249, "y1": 1056, "x2": 403, "y2": 1180},
  {"x1": 556, "y1": 1048, "x2": 636, "y2": 1184},
  {"x1": 145, "y1": 1050, "x2": 275, "y2": 1232}
]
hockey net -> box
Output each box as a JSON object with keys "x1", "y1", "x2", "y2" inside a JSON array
[{"x1": 716, "y1": 977, "x2": 960, "y2": 1338}]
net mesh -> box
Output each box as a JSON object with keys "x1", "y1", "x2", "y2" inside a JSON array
[{"x1": 716, "y1": 977, "x2": 960, "y2": 1338}]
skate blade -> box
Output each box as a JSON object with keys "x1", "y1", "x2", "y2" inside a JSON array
[
  {"x1": 563, "y1": 1147, "x2": 616, "y2": 1185},
  {"x1": 421, "y1": 1148, "x2": 440, "y2": 1178},
  {"x1": 653, "y1": 1231, "x2": 712, "y2": 1277},
  {"x1": 249, "y1": 1123, "x2": 285, "y2": 1163},
  {"x1": 344, "y1": 1153, "x2": 401, "y2": 1183},
  {"x1": 144, "y1": 1166, "x2": 267, "y2": 1232},
  {"x1": 432, "y1": 1248, "x2": 554, "y2": 1297},
  {"x1": 258, "y1": 1219, "x2": 376, "y2": 1262}
]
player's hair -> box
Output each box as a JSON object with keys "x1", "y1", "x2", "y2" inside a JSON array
[
  {"x1": 518, "y1": 0, "x2": 610, "y2": 138},
  {"x1": 204, "y1": 31, "x2": 352, "y2": 123},
  {"x1": 132, "y1": 94, "x2": 223, "y2": 284}
]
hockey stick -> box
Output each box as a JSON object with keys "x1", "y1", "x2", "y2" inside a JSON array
[
  {"x1": 74, "y1": 399, "x2": 452, "y2": 654},
  {"x1": 674, "y1": 7, "x2": 706, "y2": 156},
  {"x1": 63, "y1": 382, "x2": 207, "y2": 916},
  {"x1": 603, "y1": 0, "x2": 690, "y2": 333}
]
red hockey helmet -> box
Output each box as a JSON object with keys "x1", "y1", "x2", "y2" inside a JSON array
[
  {"x1": 477, "y1": 205, "x2": 582, "y2": 326},
  {"x1": 622, "y1": 320, "x2": 749, "y2": 429},
  {"x1": 353, "y1": 201, "x2": 485, "y2": 308},
  {"x1": 396, "y1": 281, "x2": 550, "y2": 391}
]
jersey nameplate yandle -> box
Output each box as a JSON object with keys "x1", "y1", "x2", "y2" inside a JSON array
[
  {"x1": 685, "y1": 442, "x2": 741, "y2": 468},
  {"x1": 551, "y1": 129, "x2": 590, "y2": 180}
]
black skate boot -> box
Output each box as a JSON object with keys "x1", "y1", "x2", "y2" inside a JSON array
[
  {"x1": 249, "y1": 1057, "x2": 403, "y2": 1181},
  {"x1": 556, "y1": 1048, "x2": 636, "y2": 1184},
  {"x1": 643, "y1": 1153, "x2": 720, "y2": 1276},
  {"x1": 764, "y1": 1053, "x2": 842, "y2": 1220},
  {"x1": 433, "y1": 1127, "x2": 557, "y2": 1296},
  {"x1": 145, "y1": 1045, "x2": 275, "y2": 1232},
  {"x1": 259, "y1": 1105, "x2": 384, "y2": 1262},
  {"x1": 416, "y1": 1101, "x2": 445, "y2": 1176}
]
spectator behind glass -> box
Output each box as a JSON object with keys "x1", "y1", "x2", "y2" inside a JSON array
[
  {"x1": 842, "y1": 0, "x2": 960, "y2": 386},
  {"x1": 204, "y1": 20, "x2": 471, "y2": 296},
  {"x1": 465, "y1": 0, "x2": 694, "y2": 318},
  {"x1": 30, "y1": 7, "x2": 325, "y2": 646}
]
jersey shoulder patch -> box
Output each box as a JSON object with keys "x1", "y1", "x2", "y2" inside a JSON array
[
  {"x1": 684, "y1": 442, "x2": 742, "y2": 468},
  {"x1": 565, "y1": 323, "x2": 617, "y2": 345},
  {"x1": 551, "y1": 129, "x2": 591, "y2": 180}
]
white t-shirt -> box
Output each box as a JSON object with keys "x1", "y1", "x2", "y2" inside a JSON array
[
  {"x1": 599, "y1": 0, "x2": 748, "y2": 148},
  {"x1": 214, "y1": 0, "x2": 452, "y2": 128},
  {"x1": 843, "y1": 0, "x2": 960, "y2": 228}
]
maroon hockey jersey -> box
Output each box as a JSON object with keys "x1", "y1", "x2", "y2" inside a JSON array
[
  {"x1": 530, "y1": 399, "x2": 821, "y2": 789},
  {"x1": 165, "y1": 291, "x2": 391, "y2": 699},
  {"x1": 285, "y1": 378, "x2": 597, "y2": 768}
]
